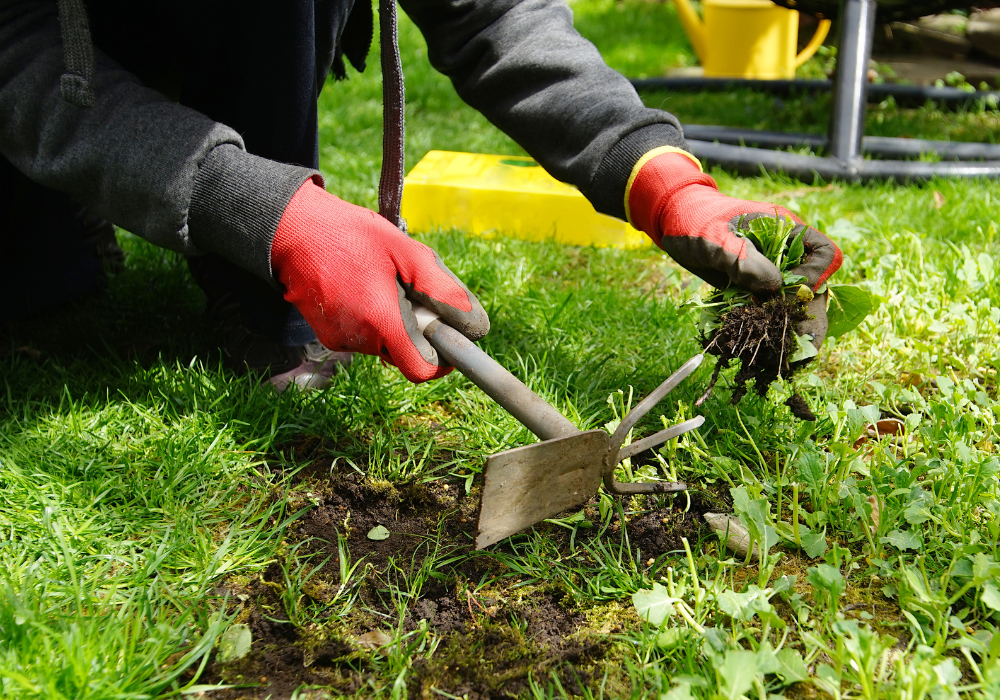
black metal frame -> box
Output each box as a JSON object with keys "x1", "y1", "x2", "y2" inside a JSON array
[
  {"x1": 633, "y1": 0, "x2": 1000, "y2": 181},
  {"x1": 631, "y1": 78, "x2": 1000, "y2": 109}
]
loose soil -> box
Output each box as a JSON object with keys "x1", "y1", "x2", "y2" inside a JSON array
[
  {"x1": 701, "y1": 297, "x2": 816, "y2": 419},
  {"x1": 198, "y1": 457, "x2": 710, "y2": 699},
  {"x1": 785, "y1": 394, "x2": 818, "y2": 422}
]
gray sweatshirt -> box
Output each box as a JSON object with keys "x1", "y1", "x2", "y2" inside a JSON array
[{"x1": 0, "y1": 0, "x2": 686, "y2": 282}]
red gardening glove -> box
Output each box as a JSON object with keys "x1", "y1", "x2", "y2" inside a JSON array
[
  {"x1": 628, "y1": 151, "x2": 842, "y2": 348},
  {"x1": 271, "y1": 179, "x2": 490, "y2": 383}
]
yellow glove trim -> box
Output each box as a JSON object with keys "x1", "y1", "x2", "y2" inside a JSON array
[{"x1": 623, "y1": 146, "x2": 703, "y2": 226}]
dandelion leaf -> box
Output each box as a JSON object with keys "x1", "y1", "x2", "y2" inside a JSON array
[{"x1": 826, "y1": 284, "x2": 875, "y2": 338}]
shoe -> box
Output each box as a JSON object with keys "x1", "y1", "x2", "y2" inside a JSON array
[
  {"x1": 267, "y1": 340, "x2": 354, "y2": 393},
  {"x1": 74, "y1": 205, "x2": 125, "y2": 273},
  {"x1": 213, "y1": 296, "x2": 353, "y2": 391}
]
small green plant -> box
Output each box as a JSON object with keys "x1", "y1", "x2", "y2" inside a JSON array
[{"x1": 273, "y1": 540, "x2": 334, "y2": 627}]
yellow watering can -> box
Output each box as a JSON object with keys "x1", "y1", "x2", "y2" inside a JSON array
[{"x1": 672, "y1": 0, "x2": 831, "y2": 80}]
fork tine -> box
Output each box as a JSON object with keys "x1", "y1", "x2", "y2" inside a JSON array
[
  {"x1": 608, "y1": 354, "x2": 704, "y2": 455},
  {"x1": 614, "y1": 416, "x2": 705, "y2": 464}
]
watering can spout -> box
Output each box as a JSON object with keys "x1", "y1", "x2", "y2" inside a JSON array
[{"x1": 672, "y1": 0, "x2": 708, "y2": 63}]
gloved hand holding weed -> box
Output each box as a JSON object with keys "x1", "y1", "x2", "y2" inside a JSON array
[
  {"x1": 626, "y1": 149, "x2": 841, "y2": 297},
  {"x1": 626, "y1": 149, "x2": 843, "y2": 418}
]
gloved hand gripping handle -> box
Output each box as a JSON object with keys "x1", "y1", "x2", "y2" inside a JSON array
[{"x1": 412, "y1": 305, "x2": 579, "y2": 441}]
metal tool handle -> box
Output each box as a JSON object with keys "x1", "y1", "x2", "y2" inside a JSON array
[{"x1": 413, "y1": 305, "x2": 578, "y2": 442}]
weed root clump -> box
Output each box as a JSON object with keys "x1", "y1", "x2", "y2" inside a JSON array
[{"x1": 700, "y1": 297, "x2": 815, "y2": 418}]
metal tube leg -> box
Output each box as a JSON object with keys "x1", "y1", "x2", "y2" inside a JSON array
[{"x1": 828, "y1": 0, "x2": 877, "y2": 166}]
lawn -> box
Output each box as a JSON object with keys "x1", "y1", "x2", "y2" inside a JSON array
[{"x1": 2, "y1": 1, "x2": 1000, "y2": 698}]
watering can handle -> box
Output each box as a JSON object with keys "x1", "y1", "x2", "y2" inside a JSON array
[
  {"x1": 412, "y1": 304, "x2": 580, "y2": 442},
  {"x1": 671, "y1": 0, "x2": 831, "y2": 71},
  {"x1": 796, "y1": 18, "x2": 832, "y2": 68}
]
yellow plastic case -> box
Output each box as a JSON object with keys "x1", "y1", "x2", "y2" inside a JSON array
[{"x1": 401, "y1": 150, "x2": 649, "y2": 248}]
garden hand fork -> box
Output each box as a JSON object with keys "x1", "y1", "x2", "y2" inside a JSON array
[{"x1": 415, "y1": 308, "x2": 704, "y2": 549}]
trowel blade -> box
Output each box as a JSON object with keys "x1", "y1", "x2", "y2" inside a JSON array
[{"x1": 475, "y1": 429, "x2": 609, "y2": 549}]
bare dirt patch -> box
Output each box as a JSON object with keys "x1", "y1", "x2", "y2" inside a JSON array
[{"x1": 200, "y1": 457, "x2": 710, "y2": 698}]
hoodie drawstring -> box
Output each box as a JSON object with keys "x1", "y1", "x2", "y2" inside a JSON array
[
  {"x1": 57, "y1": 0, "x2": 96, "y2": 107},
  {"x1": 377, "y1": 0, "x2": 406, "y2": 231}
]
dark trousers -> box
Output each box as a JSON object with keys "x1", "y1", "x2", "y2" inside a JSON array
[
  {"x1": 0, "y1": 158, "x2": 105, "y2": 323},
  {"x1": 1, "y1": 0, "x2": 328, "y2": 345}
]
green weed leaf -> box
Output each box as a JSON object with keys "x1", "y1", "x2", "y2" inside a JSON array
[
  {"x1": 826, "y1": 284, "x2": 876, "y2": 338},
  {"x1": 808, "y1": 564, "x2": 844, "y2": 592},
  {"x1": 786, "y1": 229, "x2": 806, "y2": 270},
  {"x1": 632, "y1": 583, "x2": 676, "y2": 627},
  {"x1": 703, "y1": 627, "x2": 730, "y2": 653},
  {"x1": 367, "y1": 525, "x2": 390, "y2": 541},
  {"x1": 775, "y1": 648, "x2": 809, "y2": 684},
  {"x1": 934, "y1": 658, "x2": 962, "y2": 686},
  {"x1": 217, "y1": 623, "x2": 252, "y2": 664},
  {"x1": 979, "y1": 252, "x2": 995, "y2": 282},
  {"x1": 816, "y1": 664, "x2": 842, "y2": 691},
  {"x1": 732, "y1": 487, "x2": 779, "y2": 554},
  {"x1": 718, "y1": 649, "x2": 760, "y2": 699},
  {"x1": 882, "y1": 529, "x2": 922, "y2": 551},
  {"x1": 981, "y1": 582, "x2": 1000, "y2": 612},
  {"x1": 662, "y1": 682, "x2": 696, "y2": 700},
  {"x1": 754, "y1": 641, "x2": 781, "y2": 674},
  {"x1": 772, "y1": 575, "x2": 797, "y2": 596},
  {"x1": 795, "y1": 450, "x2": 826, "y2": 499},
  {"x1": 790, "y1": 333, "x2": 819, "y2": 363},
  {"x1": 900, "y1": 567, "x2": 936, "y2": 604},
  {"x1": 800, "y1": 531, "x2": 828, "y2": 559},
  {"x1": 826, "y1": 218, "x2": 864, "y2": 242},
  {"x1": 716, "y1": 587, "x2": 766, "y2": 622},
  {"x1": 656, "y1": 627, "x2": 687, "y2": 649}
]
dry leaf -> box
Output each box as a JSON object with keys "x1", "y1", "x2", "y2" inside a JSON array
[
  {"x1": 933, "y1": 190, "x2": 946, "y2": 209},
  {"x1": 357, "y1": 630, "x2": 393, "y2": 650},
  {"x1": 703, "y1": 512, "x2": 758, "y2": 561},
  {"x1": 868, "y1": 495, "x2": 880, "y2": 531},
  {"x1": 853, "y1": 418, "x2": 905, "y2": 449}
]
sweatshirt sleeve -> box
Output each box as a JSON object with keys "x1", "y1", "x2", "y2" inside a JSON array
[
  {"x1": 0, "y1": 0, "x2": 313, "y2": 279},
  {"x1": 399, "y1": 0, "x2": 689, "y2": 221}
]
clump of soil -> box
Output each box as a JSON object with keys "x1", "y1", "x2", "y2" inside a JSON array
[
  {"x1": 622, "y1": 506, "x2": 706, "y2": 555},
  {"x1": 700, "y1": 297, "x2": 815, "y2": 420},
  {"x1": 785, "y1": 393, "x2": 817, "y2": 421}
]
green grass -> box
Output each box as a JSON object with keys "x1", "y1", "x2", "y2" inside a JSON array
[{"x1": 2, "y1": 0, "x2": 1000, "y2": 697}]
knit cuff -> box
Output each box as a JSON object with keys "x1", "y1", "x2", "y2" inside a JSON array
[
  {"x1": 587, "y1": 123, "x2": 687, "y2": 221},
  {"x1": 189, "y1": 144, "x2": 322, "y2": 281},
  {"x1": 624, "y1": 146, "x2": 703, "y2": 226}
]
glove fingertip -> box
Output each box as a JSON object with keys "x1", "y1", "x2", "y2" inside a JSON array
[
  {"x1": 383, "y1": 337, "x2": 454, "y2": 383},
  {"x1": 406, "y1": 252, "x2": 491, "y2": 341}
]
